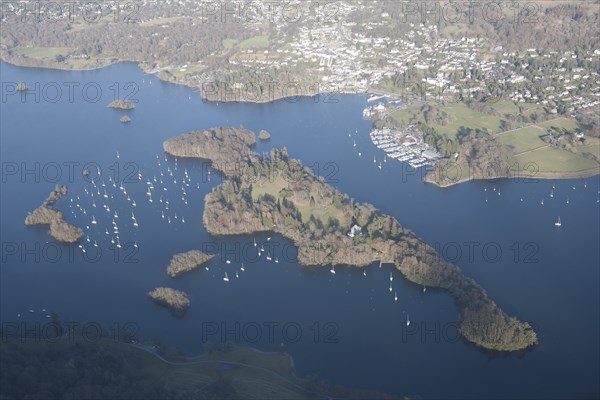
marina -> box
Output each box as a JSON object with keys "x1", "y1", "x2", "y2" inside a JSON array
[{"x1": 369, "y1": 127, "x2": 441, "y2": 169}]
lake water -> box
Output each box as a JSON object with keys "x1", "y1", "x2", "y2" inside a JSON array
[{"x1": 1, "y1": 61, "x2": 598, "y2": 399}]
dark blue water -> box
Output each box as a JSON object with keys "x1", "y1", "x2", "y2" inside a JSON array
[{"x1": 1, "y1": 61, "x2": 599, "y2": 399}]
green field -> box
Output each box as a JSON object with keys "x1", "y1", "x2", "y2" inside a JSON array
[
  {"x1": 391, "y1": 102, "x2": 503, "y2": 140},
  {"x1": 239, "y1": 35, "x2": 270, "y2": 50},
  {"x1": 511, "y1": 146, "x2": 599, "y2": 173},
  {"x1": 251, "y1": 175, "x2": 347, "y2": 225},
  {"x1": 223, "y1": 38, "x2": 239, "y2": 49},
  {"x1": 169, "y1": 63, "x2": 205, "y2": 79},
  {"x1": 498, "y1": 120, "x2": 600, "y2": 174},
  {"x1": 140, "y1": 16, "x2": 183, "y2": 27},
  {"x1": 537, "y1": 117, "x2": 579, "y2": 131},
  {"x1": 497, "y1": 126, "x2": 547, "y2": 154},
  {"x1": 490, "y1": 100, "x2": 540, "y2": 117},
  {"x1": 12, "y1": 46, "x2": 72, "y2": 60}
]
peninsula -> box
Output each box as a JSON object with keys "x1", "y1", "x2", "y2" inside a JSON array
[
  {"x1": 25, "y1": 185, "x2": 83, "y2": 243},
  {"x1": 166, "y1": 250, "x2": 215, "y2": 278},
  {"x1": 163, "y1": 127, "x2": 538, "y2": 351},
  {"x1": 148, "y1": 287, "x2": 191, "y2": 317}
]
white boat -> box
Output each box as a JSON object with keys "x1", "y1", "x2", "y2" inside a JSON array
[
  {"x1": 240, "y1": 263, "x2": 245, "y2": 272},
  {"x1": 91, "y1": 216, "x2": 97, "y2": 224},
  {"x1": 235, "y1": 271, "x2": 239, "y2": 278},
  {"x1": 225, "y1": 260, "x2": 231, "y2": 264},
  {"x1": 555, "y1": 217, "x2": 562, "y2": 227},
  {"x1": 406, "y1": 314, "x2": 410, "y2": 327},
  {"x1": 390, "y1": 272, "x2": 393, "y2": 282},
  {"x1": 550, "y1": 191, "x2": 554, "y2": 198},
  {"x1": 223, "y1": 272, "x2": 229, "y2": 282},
  {"x1": 363, "y1": 270, "x2": 366, "y2": 277},
  {"x1": 394, "y1": 292, "x2": 398, "y2": 302},
  {"x1": 389, "y1": 283, "x2": 392, "y2": 292},
  {"x1": 330, "y1": 266, "x2": 336, "y2": 274},
  {"x1": 378, "y1": 162, "x2": 382, "y2": 170}
]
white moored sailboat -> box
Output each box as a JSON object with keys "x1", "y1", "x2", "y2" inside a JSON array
[{"x1": 555, "y1": 217, "x2": 562, "y2": 227}]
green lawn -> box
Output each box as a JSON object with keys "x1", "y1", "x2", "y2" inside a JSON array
[
  {"x1": 537, "y1": 117, "x2": 579, "y2": 132},
  {"x1": 498, "y1": 118, "x2": 599, "y2": 173},
  {"x1": 497, "y1": 126, "x2": 547, "y2": 154},
  {"x1": 140, "y1": 16, "x2": 183, "y2": 26},
  {"x1": 251, "y1": 175, "x2": 347, "y2": 225},
  {"x1": 169, "y1": 63, "x2": 205, "y2": 79},
  {"x1": 512, "y1": 146, "x2": 599, "y2": 173},
  {"x1": 391, "y1": 102, "x2": 503, "y2": 140},
  {"x1": 239, "y1": 35, "x2": 269, "y2": 50},
  {"x1": 490, "y1": 100, "x2": 539, "y2": 118},
  {"x1": 223, "y1": 38, "x2": 239, "y2": 49},
  {"x1": 12, "y1": 46, "x2": 72, "y2": 60}
]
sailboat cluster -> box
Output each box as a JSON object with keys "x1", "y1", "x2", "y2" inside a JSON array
[{"x1": 65, "y1": 151, "x2": 203, "y2": 255}]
